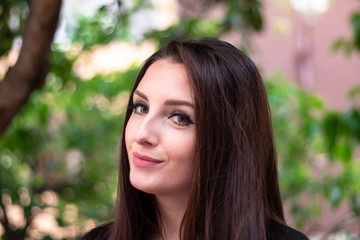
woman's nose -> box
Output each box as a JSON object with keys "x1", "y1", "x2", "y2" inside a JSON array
[{"x1": 134, "y1": 115, "x2": 160, "y2": 146}]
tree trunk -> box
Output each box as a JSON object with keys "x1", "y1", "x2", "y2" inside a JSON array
[
  {"x1": 0, "y1": 0, "x2": 62, "y2": 137},
  {"x1": 0, "y1": 0, "x2": 62, "y2": 237}
]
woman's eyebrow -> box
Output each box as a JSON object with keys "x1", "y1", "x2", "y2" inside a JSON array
[
  {"x1": 165, "y1": 100, "x2": 194, "y2": 108},
  {"x1": 134, "y1": 90, "x2": 147, "y2": 100},
  {"x1": 135, "y1": 89, "x2": 194, "y2": 108}
]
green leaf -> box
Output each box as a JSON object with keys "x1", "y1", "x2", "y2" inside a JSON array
[
  {"x1": 348, "y1": 85, "x2": 360, "y2": 100},
  {"x1": 350, "y1": 12, "x2": 360, "y2": 50},
  {"x1": 333, "y1": 141, "x2": 352, "y2": 162},
  {"x1": 331, "y1": 38, "x2": 346, "y2": 53},
  {"x1": 323, "y1": 112, "x2": 340, "y2": 153}
]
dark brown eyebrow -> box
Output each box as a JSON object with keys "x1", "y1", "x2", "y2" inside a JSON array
[
  {"x1": 134, "y1": 90, "x2": 148, "y2": 100},
  {"x1": 134, "y1": 90, "x2": 194, "y2": 108},
  {"x1": 165, "y1": 100, "x2": 194, "y2": 108}
]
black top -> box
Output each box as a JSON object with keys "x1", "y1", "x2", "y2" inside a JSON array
[
  {"x1": 267, "y1": 222, "x2": 309, "y2": 240},
  {"x1": 81, "y1": 222, "x2": 112, "y2": 240},
  {"x1": 81, "y1": 221, "x2": 309, "y2": 240}
]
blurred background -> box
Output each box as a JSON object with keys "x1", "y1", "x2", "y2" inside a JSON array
[{"x1": 0, "y1": 0, "x2": 359, "y2": 239}]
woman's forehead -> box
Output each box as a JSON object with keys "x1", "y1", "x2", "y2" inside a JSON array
[{"x1": 136, "y1": 59, "x2": 193, "y2": 102}]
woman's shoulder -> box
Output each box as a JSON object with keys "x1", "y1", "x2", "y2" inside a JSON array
[
  {"x1": 81, "y1": 222, "x2": 112, "y2": 240},
  {"x1": 269, "y1": 221, "x2": 309, "y2": 240},
  {"x1": 281, "y1": 225, "x2": 309, "y2": 240}
]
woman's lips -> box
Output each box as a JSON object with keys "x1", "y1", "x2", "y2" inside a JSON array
[{"x1": 132, "y1": 152, "x2": 163, "y2": 168}]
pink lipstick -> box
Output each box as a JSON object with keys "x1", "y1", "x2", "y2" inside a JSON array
[{"x1": 133, "y1": 152, "x2": 163, "y2": 168}]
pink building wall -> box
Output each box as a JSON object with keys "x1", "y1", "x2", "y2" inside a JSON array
[{"x1": 252, "y1": 0, "x2": 360, "y2": 110}]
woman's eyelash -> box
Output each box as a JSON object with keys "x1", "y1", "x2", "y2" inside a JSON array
[
  {"x1": 129, "y1": 101, "x2": 194, "y2": 126},
  {"x1": 169, "y1": 112, "x2": 194, "y2": 126},
  {"x1": 129, "y1": 101, "x2": 148, "y2": 114},
  {"x1": 129, "y1": 100, "x2": 145, "y2": 109}
]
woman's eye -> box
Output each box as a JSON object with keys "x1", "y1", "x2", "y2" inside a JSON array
[
  {"x1": 169, "y1": 112, "x2": 194, "y2": 126},
  {"x1": 133, "y1": 103, "x2": 148, "y2": 115}
]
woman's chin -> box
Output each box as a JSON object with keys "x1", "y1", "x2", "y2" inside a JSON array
[{"x1": 129, "y1": 175, "x2": 160, "y2": 194}]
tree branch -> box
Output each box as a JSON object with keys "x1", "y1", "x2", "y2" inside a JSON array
[{"x1": 0, "y1": 0, "x2": 62, "y2": 136}]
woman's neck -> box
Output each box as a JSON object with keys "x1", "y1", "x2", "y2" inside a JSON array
[{"x1": 155, "y1": 192, "x2": 189, "y2": 240}]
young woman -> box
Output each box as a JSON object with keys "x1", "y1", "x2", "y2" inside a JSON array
[{"x1": 82, "y1": 38, "x2": 309, "y2": 240}]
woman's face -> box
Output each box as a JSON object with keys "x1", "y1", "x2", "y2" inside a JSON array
[{"x1": 125, "y1": 58, "x2": 196, "y2": 198}]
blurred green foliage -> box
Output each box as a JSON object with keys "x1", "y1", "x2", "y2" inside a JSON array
[
  {"x1": 267, "y1": 73, "x2": 360, "y2": 229},
  {"x1": 1, "y1": 0, "x2": 360, "y2": 239},
  {"x1": 0, "y1": 0, "x2": 28, "y2": 56},
  {"x1": 332, "y1": 3, "x2": 360, "y2": 55},
  {"x1": 1, "y1": 46, "x2": 139, "y2": 238}
]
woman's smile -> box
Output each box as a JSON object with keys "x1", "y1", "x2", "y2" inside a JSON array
[{"x1": 132, "y1": 152, "x2": 164, "y2": 168}]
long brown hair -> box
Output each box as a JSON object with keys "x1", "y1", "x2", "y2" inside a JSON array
[{"x1": 111, "y1": 38, "x2": 285, "y2": 240}]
